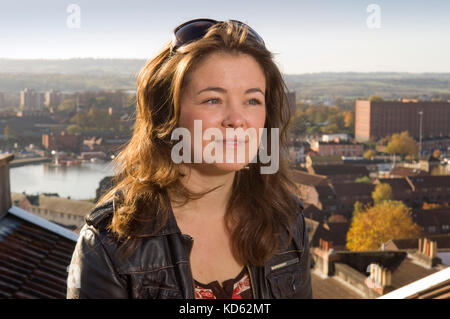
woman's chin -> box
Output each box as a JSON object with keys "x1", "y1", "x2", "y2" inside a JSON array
[{"x1": 191, "y1": 162, "x2": 249, "y2": 175}]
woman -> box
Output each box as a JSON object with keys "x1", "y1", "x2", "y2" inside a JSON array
[{"x1": 67, "y1": 18, "x2": 312, "y2": 299}]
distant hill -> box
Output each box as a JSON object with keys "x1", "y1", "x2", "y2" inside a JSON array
[
  {"x1": 0, "y1": 58, "x2": 146, "y2": 76},
  {"x1": 1, "y1": 59, "x2": 450, "y2": 100}
]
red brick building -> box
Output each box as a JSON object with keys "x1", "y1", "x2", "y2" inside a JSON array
[
  {"x1": 311, "y1": 141, "x2": 364, "y2": 157},
  {"x1": 355, "y1": 99, "x2": 450, "y2": 142},
  {"x1": 42, "y1": 131, "x2": 81, "y2": 153}
]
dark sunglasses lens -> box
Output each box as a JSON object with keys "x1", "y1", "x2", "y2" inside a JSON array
[
  {"x1": 174, "y1": 21, "x2": 216, "y2": 48},
  {"x1": 229, "y1": 20, "x2": 265, "y2": 46}
]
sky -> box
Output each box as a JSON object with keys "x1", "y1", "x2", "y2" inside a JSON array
[{"x1": 0, "y1": 0, "x2": 449, "y2": 74}]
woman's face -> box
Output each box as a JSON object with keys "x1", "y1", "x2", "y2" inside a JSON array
[{"x1": 177, "y1": 51, "x2": 267, "y2": 173}]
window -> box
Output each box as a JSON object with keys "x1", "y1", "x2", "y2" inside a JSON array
[
  {"x1": 428, "y1": 226, "x2": 436, "y2": 233},
  {"x1": 442, "y1": 225, "x2": 450, "y2": 232}
]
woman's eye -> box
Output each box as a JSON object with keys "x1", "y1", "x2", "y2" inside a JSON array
[
  {"x1": 248, "y1": 99, "x2": 262, "y2": 105},
  {"x1": 204, "y1": 98, "x2": 220, "y2": 105}
]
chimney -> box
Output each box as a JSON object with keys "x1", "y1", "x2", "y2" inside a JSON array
[
  {"x1": 365, "y1": 263, "x2": 392, "y2": 294},
  {"x1": 319, "y1": 238, "x2": 334, "y2": 252},
  {"x1": 316, "y1": 239, "x2": 334, "y2": 276},
  {"x1": 0, "y1": 153, "x2": 15, "y2": 219},
  {"x1": 415, "y1": 238, "x2": 439, "y2": 267}
]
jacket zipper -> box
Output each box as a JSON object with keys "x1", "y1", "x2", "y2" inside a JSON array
[
  {"x1": 246, "y1": 265, "x2": 257, "y2": 299},
  {"x1": 270, "y1": 257, "x2": 300, "y2": 271}
]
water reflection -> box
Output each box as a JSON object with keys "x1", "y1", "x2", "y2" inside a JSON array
[{"x1": 10, "y1": 162, "x2": 114, "y2": 200}]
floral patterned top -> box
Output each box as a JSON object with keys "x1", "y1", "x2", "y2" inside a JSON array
[{"x1": 194, "y1": 267, "x2": 253, "y2": 299}]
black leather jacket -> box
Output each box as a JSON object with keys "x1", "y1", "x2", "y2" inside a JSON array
[{"x1": 66, "y1": 197, "x2": 312, "y2": 299}]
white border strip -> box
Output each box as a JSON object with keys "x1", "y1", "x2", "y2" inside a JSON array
[
  {"x1": 378, "y1": 267, "x2": 450, "y2": 299},
  {"x1": 8, "y1": 205, "x2": 79, "y2": 242}
]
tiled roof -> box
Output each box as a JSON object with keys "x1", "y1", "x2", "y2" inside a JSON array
[
  {"x1": 390, "y1": 166, "x2": 428, "y2": 177},
  {"x1": 311, "y1": 164, "x2": 369, "y2": 176},
  {"x1": 385, "y1": 234, "x2": 450, "y2": 250},
  {"x1": 408, "y1": 175, "x2": 450, "y2": 189},
  {"x1": 390, "y1": 257, "x2": 441, "y2": 289},
  {"x1": 0, "y1": 208, "x2": 77, "y2": 299},
  {"x1": 315, "y1": 184, "x2": 336, "y2": 197},
  {"x1": 311, "y1": 272, "x2": 363, "y2": 299},
  {"x1": 377, "y1": 177, "x2": 412, "y2": 192},
  {"x1": 332, "y1": 182, "x2": 375, "y2": 196},
  {"x1": 413, "y1": 208, "x2": 450, "y2": 228}
]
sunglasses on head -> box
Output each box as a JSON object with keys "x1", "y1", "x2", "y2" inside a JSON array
[{"x1": 170, "y1": 18, "x2": 266, "y2": 52}]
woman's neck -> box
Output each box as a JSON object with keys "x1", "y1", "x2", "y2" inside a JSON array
[{"x1": 170, "y1": 165, "x2": 236, "y2": 219}]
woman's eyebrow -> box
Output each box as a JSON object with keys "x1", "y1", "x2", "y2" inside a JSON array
[{"x1": 197, "y1": 87, "x2": 265, "y2": 96}]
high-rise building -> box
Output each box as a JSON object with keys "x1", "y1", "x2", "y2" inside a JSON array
[
  {"x1": 355, "y1": 99, "x2": 450, "y2": 142},
  {"x1": 44, "y1": 89, "x2": 62, "y2": 108},
  {"x1": 20, "y1": 88, "x2": 45, "y2": 110}
]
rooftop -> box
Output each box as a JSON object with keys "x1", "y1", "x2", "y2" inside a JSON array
[
  {"x1": 0, "y1": 206, "x2": 77, "y2": 298},
  {"x1": 310, "y1": 164, "x2": 369, "y2": 176},
  {"x1": 12, "y1": 192, "x2": 95, "y2": 217}
]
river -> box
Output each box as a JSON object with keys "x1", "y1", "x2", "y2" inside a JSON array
[{"x1": 10, "y1": 162, "x2": 115, "y2": 200}]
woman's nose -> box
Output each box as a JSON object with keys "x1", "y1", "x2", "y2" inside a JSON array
[{"x1": 221, "y1": 103, "x2": 245, "y2": 128}]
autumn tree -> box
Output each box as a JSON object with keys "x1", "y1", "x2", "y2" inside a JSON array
[
  {"x1": 385, "y1": 131, "x2": 418, "y2": 157},
  {"x1": 363, "y1": 149, "x2": 376, "y2": 160},
  {"x1": 372, "y1": 183, "x2": 393, "y2": 205},
  {"x1": 346, "y1": 201, "x2": 422, "y2": 251},
  {"x1": 351, "y1": 200, "x2": 366, "y2": 222}
]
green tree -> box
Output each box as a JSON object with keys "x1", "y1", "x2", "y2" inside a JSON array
[
  {"x1": 66, "y1": 124, "x2": 83, "y2": 134},
  {"x1": 355, "y1": 176, "x2": 372, "y2": 183},
  {"x1": 58, "y1": 98, "x2": 77, "y2": 112}
]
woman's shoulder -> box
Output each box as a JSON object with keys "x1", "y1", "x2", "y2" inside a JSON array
[{"x1": 85, "y1": 199, "x2": 115, "y2": 231}]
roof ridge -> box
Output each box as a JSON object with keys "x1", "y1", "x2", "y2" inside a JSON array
[{"x1": 8, "y1": 206, "x2": 79, "y2": 242}]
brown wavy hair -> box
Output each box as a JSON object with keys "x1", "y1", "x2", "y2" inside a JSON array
[{"x1": 97, "y1": 20, "x2": 300, "y2": 266}]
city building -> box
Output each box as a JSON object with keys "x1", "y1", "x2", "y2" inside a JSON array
[
  {"x1": 375, "y1": 175, "x2": 450, "y2": 208},
  {"x1": 310, "y1": 140, "x2": 364, "y2": 157},
  {"x1": 11, "y1": 192, "x2": 95, "y2": 230},
  {"x1": 44, "y1": 89, "x2": 62, "y2": 108},
  {"x1": 42, "y1": 131, "x2": 81, "y2": 153},
  {"x1": 20, "y1": 88, "x2": 45, "y2": 111},
  {"x1": 321, "y1": 133, "x2": 349, "y2": 143},
  {"x1": 355, "y1": 99, "x2": 450, "y2": 142}
]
